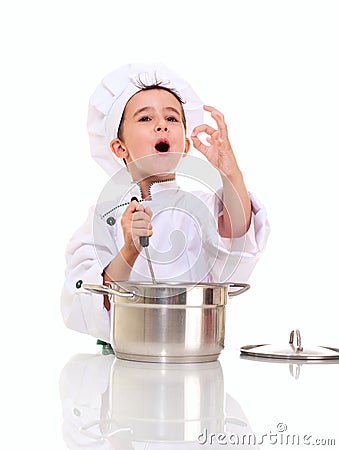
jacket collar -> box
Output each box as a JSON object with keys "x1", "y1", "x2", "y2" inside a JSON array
[{"x1": 134, "y1": 178, "x2": 178, "y2": 200}]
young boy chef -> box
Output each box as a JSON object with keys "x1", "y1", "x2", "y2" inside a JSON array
[{"x1": 61, "y1": 63, "x2": 270, "y2": 343}]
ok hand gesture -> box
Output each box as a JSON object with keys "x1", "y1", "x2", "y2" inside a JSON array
[{"x1": 191, "y1": 105, "x2": 240, "y2": 178}]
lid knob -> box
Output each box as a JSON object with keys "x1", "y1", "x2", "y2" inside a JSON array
[{"x1": 289, "y1": 329, "x2": 303, "y2": 352}]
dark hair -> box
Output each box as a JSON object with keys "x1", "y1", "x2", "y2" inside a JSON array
[{"x1": 117, "y1": 79, "x2": 187, "y2": 140}]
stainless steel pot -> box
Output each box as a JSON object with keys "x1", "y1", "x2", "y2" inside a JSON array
[{"x1": 83, "y1": 281, "x2": 250, "y2": 363}]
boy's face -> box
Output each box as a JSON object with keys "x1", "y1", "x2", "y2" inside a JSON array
[{"x1": 110, "y1": 89, "x2": 190, "y2": 179}]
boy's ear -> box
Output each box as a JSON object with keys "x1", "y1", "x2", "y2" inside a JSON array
[
  {"x1": 183, "y1": 138, "x2": 190, "y2": 155},
  {"x1": 110, "y1": 138, "x2": 128, "y2": 159}
]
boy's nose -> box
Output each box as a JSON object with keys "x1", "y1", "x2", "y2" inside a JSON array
[{"x1": 155, "y1": 119, "x2": 168, "y2": 132}]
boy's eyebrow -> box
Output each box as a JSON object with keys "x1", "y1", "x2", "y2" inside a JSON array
[
  {"x1": 133, "y1": 106, "x2": 181, "y2": 118},
  {"x1": 163, "y1": 106, "x2": 181, "y2": 115},
  {"x1": 133, "y1": 106, "x2": 152, "y2": 118}
]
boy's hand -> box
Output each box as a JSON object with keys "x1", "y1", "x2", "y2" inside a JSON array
[
  {"x1": 121, "y1": 200, "x2": 153, "y2": 256},
  {"x1": 191, "y1": 105, "x2": 240, "y2": 178},
  {"x1": 192, "y1": 105, "x2": 252, "y2": 237}
]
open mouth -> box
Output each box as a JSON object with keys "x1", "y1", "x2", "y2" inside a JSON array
[{"x1": 155, "y1": 139, "x2": 170, "y2": 153}]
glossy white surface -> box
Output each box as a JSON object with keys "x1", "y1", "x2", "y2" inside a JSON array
[
  {"x1": 2, "y1": 333, "x2": 339, "y2": 449},
  {"x1": 57, "y1": 348, "x2": 339, "y2": 449}
]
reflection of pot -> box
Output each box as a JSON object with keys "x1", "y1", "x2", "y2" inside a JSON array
[
  {"x1": 107, "y1": 359, "x2": 225, "y2": 442},
  {"x1": 82, "y1": 281, "x2": 249, "y2": 363},
  {"x1": 60, "y1": 353, "x2": 257, "y2": 448}
]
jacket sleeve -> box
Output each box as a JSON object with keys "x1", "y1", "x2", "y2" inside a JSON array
[
  {"x1": 209, "y1": 191, "x2": 270, "y2": 283},
  {"x1": 60, "y1": 206, "x2": 116, "y2": 342}
]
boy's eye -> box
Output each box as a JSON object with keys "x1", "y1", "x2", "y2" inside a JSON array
[
  {"x1": 139, "y1": 116, "x2": 151, "y2": 122},
  {"x1": 166, "y1": 116, "x2": 178, "y2": 122}
]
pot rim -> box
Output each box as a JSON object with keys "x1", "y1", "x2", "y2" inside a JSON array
[
  {"x1": 110, "y1": 281, "x2": 250, "y2": 295},
  {"x1": 81, "y1": 281, "x2": 250, "y2": 302}
]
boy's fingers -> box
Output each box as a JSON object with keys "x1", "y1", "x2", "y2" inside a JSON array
[
  {"x1": 132, "y1": 210, "x2": 152, "y2": 222},
  {"x1": 125, "y1": 201, "x2": 146, "y2": 216},
  {"x1": 204, "y1": 105, "x2": 224, "y2": 119},
  {"x1": 132, "y1": 218, "x2": 152, "y2": 229},
  {"x1": 202, "y1": 105, "x2": 228, "y2": 140},
  {"x1": 144, "y1": 206, "x2": 153, "y2": 218},
  {"x1": 134, "y1": 229, "x2": 153, "y2": 237},
  {"x1": 125, "y1": 201, "x2": 139, "y2": 214},
  {"x1": 191, "y1": 124, "x2": 216, "y2": 137},
  {"x1": 133, "y1": 200, "x2": 145, "y2": 212}
]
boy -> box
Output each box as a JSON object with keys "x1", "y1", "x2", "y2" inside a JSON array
[{"x1": 61, "y1": 63, "x2": 270, "y2": 342}]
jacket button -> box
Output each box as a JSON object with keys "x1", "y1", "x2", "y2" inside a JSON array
[{"x1": 106, "y1": 217, "x2": 116, "y2": 226}]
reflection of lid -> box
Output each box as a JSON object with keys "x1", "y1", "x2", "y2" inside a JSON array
[{"x1": 240, "y1": 329, "x2": 339, "y2": 361}]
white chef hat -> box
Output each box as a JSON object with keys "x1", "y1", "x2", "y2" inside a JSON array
[{"x1": 87, "y1": 62, "x2": 204, "y2": 176}]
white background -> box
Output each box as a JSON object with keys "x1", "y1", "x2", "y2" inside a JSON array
[{"x1": 1, "y1": 1, "x2": 338, "y2": 448}]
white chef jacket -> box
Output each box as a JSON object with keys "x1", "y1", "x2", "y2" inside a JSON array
[{"x1": 61, "y1": 177, "x2": 270, "y2": 342}]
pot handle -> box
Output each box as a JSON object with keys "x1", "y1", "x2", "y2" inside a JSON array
[
  {"x1": 227, "y1": 282, "x2": 250, "y2": 297},
  {"x1": 78, "y1": 282, "x2": 134, "y2": 298},
  {"x1": 80, "y1": 419, "x2": 132, "y2": 440}
]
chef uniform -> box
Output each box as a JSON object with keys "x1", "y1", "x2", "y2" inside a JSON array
[{"x1": 61, "y1": 63, "x2": 270, "y2": 342}]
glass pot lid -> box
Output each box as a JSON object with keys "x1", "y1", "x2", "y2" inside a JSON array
[{"x1": 240, "y1": 329, "x2": 339, "y2": 360}]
